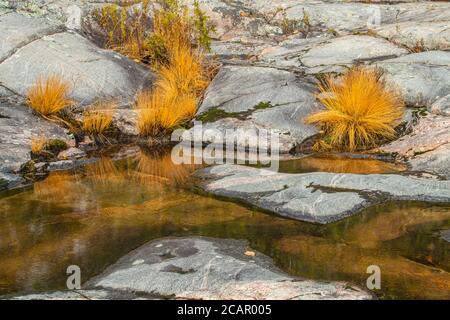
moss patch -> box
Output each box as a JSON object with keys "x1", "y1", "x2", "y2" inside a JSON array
[
  {"x1": 196, "y1": 101, "x2": 275, "y2": 123},
  {"x1": 45, "y1": 139, "x2": 68, "y2": 155}
]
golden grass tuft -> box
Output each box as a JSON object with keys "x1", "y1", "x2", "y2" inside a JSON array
[
  {"x1": 82, "y1": 101, "x2": 114, "y2": 136},
  {"x1": 26, "y1": 74, "x2": 73, "y2": 116},
  {"x1": 137, "y1": 9, "x2": 211, "y2": 136},
  {"x1": 30, "y1": 136, "x2": 47, "y2": 154},
  {"x1": 136, "y1": 88, "x2": 197, "y2": 136},
  {"x1": 305, "y1": 67, "x2": 405, "y2": 151}
]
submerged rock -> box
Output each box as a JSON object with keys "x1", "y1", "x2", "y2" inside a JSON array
[
  {"x1": 87, "y1": 237, "x2": 372, "y2": 300},
  {"x1": 195, "y1": 164, "x2": 450, "y2": 224}
]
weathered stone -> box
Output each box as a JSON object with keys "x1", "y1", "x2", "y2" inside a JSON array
[
  {"x1": 192, "y1": 66, "x2": 319, "y2": 153},
  {"x1": 195, "y1": 164, "x2": 450, "y2": 224},
  {"x1": 430, "y1": 94, "x2": 450, "y2": 116},
  {"x1": 89, "y1": 237, "x2": 372, "y2": 300},
  {"x1": 57, "y1": 147, "x2": 86, "y2": 160},
  {"x1": 0, "y1": 12, "x2": 63, "y2": 62},
  {"x1": 112, "y1": 109, "x2": 139, "y2": 137},
  {"x1": 199, "y1": 65, "x2": 317, "y2": 114},
  {"x1": 0, "y1": 18, "x2": 153, "y2": 105},
  {"x1": 0, "y1": 102, "x2": 73, "y2": 173},
  {"x1": 376, "y1": 51, "x2": 450, "y2": 107},
  {"x1": 299, "y1": 35, "x2": 408, "y2": 74},
  {"x1": 379, "y1": 115, "x2": 450, "y2": 158},
  {"x1": 409, "y1": 144, "x2": 450, "y2": 179},
  {"x1": 376, "y1": 21, "x2": 450, "y2": 51}
]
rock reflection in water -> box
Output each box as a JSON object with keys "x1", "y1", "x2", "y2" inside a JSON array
[{"x1": 0, "y1": 146, "x2": 448, "y2": 299}]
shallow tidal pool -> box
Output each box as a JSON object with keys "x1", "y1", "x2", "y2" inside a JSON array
[{"x1": 0, "y1": 147, "x2": 449, "y2": 299}]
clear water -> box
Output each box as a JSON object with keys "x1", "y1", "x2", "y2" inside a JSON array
[{"x1": 0, "y1": 146, "x2": 449, "y2": 299}]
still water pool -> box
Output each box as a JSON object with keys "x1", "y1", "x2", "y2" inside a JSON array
[{"x1": 0, "y1": 146, "x2": 449, "y2": 299}]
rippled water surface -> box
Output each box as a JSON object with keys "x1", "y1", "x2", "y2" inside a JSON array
[{"x1": 0, "y1": 147, "x2": 449, "y2": 299}]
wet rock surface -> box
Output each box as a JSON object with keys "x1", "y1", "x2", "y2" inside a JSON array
[
  {"x1": 195, "y1": 164, "x2": 450, "y2": 224},
  {"x1": 86, "y1": 237, "x2": 372, "y2": 300},
  {"x1": 5, "y1": 237, "x2": 372, "y2": 300}
]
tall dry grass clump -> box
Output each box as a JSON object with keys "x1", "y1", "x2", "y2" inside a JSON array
[
  {"x1": 30, "y1": 136, "x2": 47, "y2": 155},
  {"x1": 306, "y1": 67, "x2": 405, "y2": 151},
  {"x1": 82, "y1": 101, "x2": 114, "y2": 138},
  {"x1": 92, "y1": 0, "x2": 152, "y2": 61},
  {"x1": 26, "y1": 74, "x2": 73, "y2": 116},
  {"x1": 137, "y1": 1, "x2": 214, "y2": 136}
]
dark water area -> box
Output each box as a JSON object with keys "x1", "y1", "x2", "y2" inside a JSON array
[{"x1": 0, "y1": 146, "x2": 449, "y2": 299}]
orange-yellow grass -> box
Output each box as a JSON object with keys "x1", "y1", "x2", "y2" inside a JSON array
[
  {"x1": 30, "y1": 136, "x2": 47, "y2": 154},
  {"x1": 136, "y1": 4, "x2": 211, "y2": 136},
  {"x1": 306, "y1": 68, "x2": 405, "y2": 151},
  {"x1": 137, "y1": 88, "x2": 197, "y2": 136},
  {"x1": 26, "y1": 75, "x2": 72, "y2": 116},
  {"x1": 82, "y1": 101, "x2": 114, "y2": 135}
]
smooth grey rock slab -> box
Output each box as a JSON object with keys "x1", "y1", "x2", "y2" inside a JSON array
[
  {"x1": 0, "y1": 11, "x2": 63, "y2": 62},
  {"x1": 409, "y1": 144, "x2": 450, "y2": 180},
  {"x1": 379, "y1": 115, "x2": 450, "y2": 156},
  {"x1": 0, "y1": 102, "x2": 73, "y2": 173},
  {"x1": 0, "y1": 30, "x2": 152, "y2": 106},
  {"x1": 299, "y1": 35, "x2": 408, "y2": 74},
  {"x1": 195, "y1": 164, "x2": 450, "y2": 224},
  {"x1": 89, "y1": 237, "x2": 372, "y2": 300},
  {"x1": 376, "y1": 21, "x2": 450, "y2": 51},
  {"x1": 198, "y1": 65, "x2": 318, "y2": 114},
  {"x1": 183, "y1": 117, "x2": 300, "y2": 154},
  {"x1": 192, "y1": 65, "x2": 319, "y2": 153},
  {"x1": 376, "y1": 51, "x2": 450, "y2": 107}
]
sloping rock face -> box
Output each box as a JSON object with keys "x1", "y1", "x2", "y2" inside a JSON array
[
  {"x1": 298, "y1": 35, "x2": 408, "y2": 74},
  {"x1": 376, "y1": 21, "x2": 450, "y2": 51},
  {"x1": 189, "y1": 66, "x2": 319, "y2": 153},
  {"x1": 0, "y1": 12, "x2": 152, "y2": 106},
  {"x1": 88, "y1": 237, "x2": 372, "y2": 300},
  {"x1": 376, "y1": 51, "x2": 450, "y2": 107},
  {"x1": 195, "y1": 164, "x2": 450, "y2": 224},
  {"x1": 379, "y1": 115, "x2": 450, "y2": 179}
]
